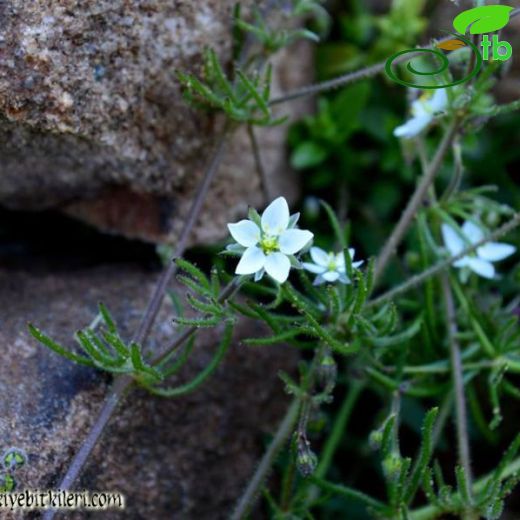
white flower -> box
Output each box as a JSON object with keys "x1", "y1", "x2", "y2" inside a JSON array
[
  {"x1": 393, "y1": 89, "x2": 448, "y2": 139},
  {"x1": 302, "y1": 247, "x2": 363, "y2": 285},
  {"x1": 227, "y1": 197, "x2": 314, "y2": 284},
  {"x1": 442, "y1": 220, "x2": 516, "y2": 280}
]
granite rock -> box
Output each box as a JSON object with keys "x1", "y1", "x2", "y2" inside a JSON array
[{"x1": 0, "y1": 1, "x2": 312, "y2": 243}]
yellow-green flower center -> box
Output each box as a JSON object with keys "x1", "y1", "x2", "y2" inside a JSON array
[
  {"x1": 260, "y1": 235, "x2": 279, "y2": 255},
  {"x1": 327, "y1": 259, "x2": 337, "y2": 271}
]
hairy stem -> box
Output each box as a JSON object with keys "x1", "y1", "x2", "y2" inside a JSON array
[
  {"x1": 374, "y1": 119, "x2": 460, "y2": 284},
  {"x1": 316, "y1": 382, "x2": 364, "y2": 479},
  {"x1": 247, "y1": 124, "x2": 272, "y2": 202},
  {"x1": 269, "y1": 9, "x2": 520, "y2": 106},
  {"x1": 368, "y1": 212, "x2": 520, "y2": 307},
  {"x1": 44, "y1": 129, "x2": 231, "y2": 514},
  {"x1": 441, "y1": 273, "x2": 473, "y2": 504},
  {"x1": 136, "y1": 128, "x2": 230, "y2": 350},
  {"x1": 42, "y1": 375, "x2": 133, "y2": 520},
  {"x1": 302, "y1": 382, "x2": 364, "y2": 505},
  {"x1": 230, "y1": 399, "x2": 300, "y2": 520}
]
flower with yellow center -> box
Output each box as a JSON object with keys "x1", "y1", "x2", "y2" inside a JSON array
[
  {"x1": 227, "y1": 197, "x2": 314, "y2": 284},
  {"x1": 303, "y1": 247, "x2": 364, "y2": 285}
]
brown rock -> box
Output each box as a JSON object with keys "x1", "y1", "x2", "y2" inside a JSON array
[
  {"x1": 0, "y1": 265, "x2": 295, "y2": 518},
  {"x1": 0, "y1": 1, "x2": 312, "y2": 244}
]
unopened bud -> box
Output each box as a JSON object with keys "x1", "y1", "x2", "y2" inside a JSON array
[
  {"x1": 296, "y1": 436, "x2": 318, "y2": 478},
  {"x1": 317, "y1": 351, "x2": 337, "y2": 390},
  {"x1": 382, "y1": 455, "x2": 402, "y2": 483},
  {"x1": 369, "y1": 430, "x2": 383, "y2": 451}
]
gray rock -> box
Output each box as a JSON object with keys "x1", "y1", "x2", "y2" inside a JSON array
[
  {"x1": 0, "y1": 265, "x2": 295, "y2": 518},
  {"x1": 0, "y1": 1, "x2": 311, "y2": 243}
]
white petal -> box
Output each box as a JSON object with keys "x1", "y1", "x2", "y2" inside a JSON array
[
  {"x1": 393, "y1": 115, "x2": 431, "y2": 139},
  {"x1": 288, "y1": 212, "x2": 300, "y2": 229},
  {"x1": 302, "y1": 262, "x2": 327, "y2": 275},
  {"x1": 462, "y1": 221, "x2": 484, "y2": 244},
  {"x1": 339, "y1": 273, "x2": 351, "y2": 285},
  {"x1": 477, "y1": 242, "x2": 516, "y2": 262},
  {"x1": 345, "y1": 249, "x2": 364, "y2": 268},
  {"x1": 310, "y1": 247, "x2": 329, "y2": 267},
  {"x1": 467, "y1": 257, "x2": 495, "y2": 279},
  {"x1": 261, "y1": 197, "x2": 290, "y2": 235},
  {"x1": 454, "y1": 256, "x2": 470, "y2": 268},
  {"x1": 279, "y1": 229, "x2": 314, "y2": 255},
  {"x1": 322, "y1": 271, "x2": 340, "y2": 283},
  {"x1": 235, "y1": 247, "x2": 266, "y2": 275},
  {"x1": 428, "y1": 89, "x2": 448, "y2": 112},
  {"x1": 254, "y1": 269, "x2": 265, "y2": 282},
  {"x1": 228, "y1": 220, "x2": 261, "y2": 247},
  {"x1": 264, "y1": 253, "x2": 291, "y2": 283},
  {"x1": 442, "y1": 223, "x2": 465, "y2": 256},
  {"x1": 313, "y1": 275, "x2": 326, "y2": 286},
  {"x1": 411, "y1": 99, "x2": 430, "y2": 118}
]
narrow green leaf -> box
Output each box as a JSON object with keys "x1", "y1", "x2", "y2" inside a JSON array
[
  {"x1": 98, "y1": 302, "x2": 117, "y2": 334},
  {"x1": 320, "y1": 200, "x2": 346, "y2": 248},
  {"x1": 403, "y1": 407, "x2": 439, "y2": 504},
  {"x1": 28, "y1": 324, "x2": 95, "y2": 368}
]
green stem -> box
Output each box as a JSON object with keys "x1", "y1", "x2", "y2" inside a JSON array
[
  {"x1": 145, "y1": 322, "x2": 233, "y2": 397},
  {"x1": 316, "y1": 382, "x2": 364, "y2": 479},
  {"x1": 308, "y1": 476, "x2": 387, "y2": 513}
]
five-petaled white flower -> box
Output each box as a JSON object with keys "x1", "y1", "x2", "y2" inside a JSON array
[
  {"x1": 227, "y1": 197, "x2": 314, "y2": 284},
  {"x1": 442, "y1": 220, "x2": 516, "y2": 281},
  {"x1": 394, "y1": 89, "x2": 448, "y2": 139},
  {"x1": 302, "y1": 247, "x2": 363, "y2": 285}
]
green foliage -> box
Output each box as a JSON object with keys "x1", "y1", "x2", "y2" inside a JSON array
[
  {"x1": 178, "y1": 49, "x2": 284, "y2": 126},
  {"x1": 235, "y1": 6, "x2": 320, "y2": 53},
  {"x1": 29, "y1": 261, "x2": 238, "y2": 398},
  {"x1": 178, "y1": 1, "x2": 329, "y2": 127},
  {"x1": 29, "y1": 305, "x2": 163, "y2": 385}
]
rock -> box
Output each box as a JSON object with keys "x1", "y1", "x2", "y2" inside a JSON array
[
  {"x1": 0, "y1": 1, "x2": 312, "y2": 244},
  {"x1": 0, "y1": 264, "x2": 295, "y2": 518}
]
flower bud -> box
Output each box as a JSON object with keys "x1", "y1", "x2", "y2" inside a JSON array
[
  {"x1": 382, "y1": 455, "x2": 402, "y2": 483},
  {"x1": 317, "y1": 351, "x2": 337, "y2": 390},
  {"x1": 296, "y1": 437, "x2": 318, "y2": 478},
  {"x1": 369, "y1": 430, "x2": 383, "y2": 451}
]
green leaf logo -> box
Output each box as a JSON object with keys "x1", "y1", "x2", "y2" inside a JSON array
[{"x1": 453, "y1": 5, "x2": 513, "y2": 35}]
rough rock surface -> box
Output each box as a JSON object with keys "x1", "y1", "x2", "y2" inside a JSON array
[
  {"x1": 0, "y1": 1, "x2": 311, "y2": 243},
  {"x1": 0, "y1": 265, "x2": 295, "y2": 518}
]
